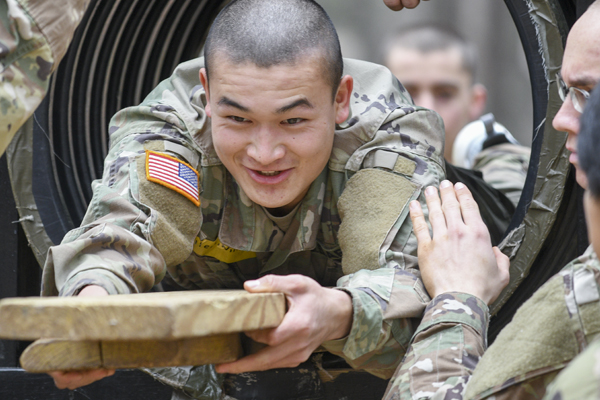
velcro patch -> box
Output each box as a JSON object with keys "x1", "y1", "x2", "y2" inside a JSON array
[{"x1": 146, "y1": 150, "x2": 200, "y2": 206}]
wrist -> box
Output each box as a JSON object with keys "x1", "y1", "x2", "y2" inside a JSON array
[{"x1": 327, "y1": 288, "x2": 353, "y2": 340}]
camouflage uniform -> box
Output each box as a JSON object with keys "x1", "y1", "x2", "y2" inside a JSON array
[
  {"x1": 383, "y1": 246, "x2": 600, "y2": 400},
  {"x1": 0, "y1": 0, "x2": 89, "y2": 155},
  {"x1": 41, "y1": 57, "x2": 448, "y2": 378},
  {"x1": 543, "y1": 337, "x2": 600, "y2": 400},
  {"x1": 472, "y1": 143, "x2": 531, "y2": 207}
]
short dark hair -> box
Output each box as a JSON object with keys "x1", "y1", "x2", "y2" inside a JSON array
[
  {"x1": 578, "y1": 87, "x2": 600, "y2": 197},
  {"x1": 204, "y1": 0, "x2": 343, "y2": 100},
  {"x1": 384, "y1": 23, "x2": 477, "y2": 82}
]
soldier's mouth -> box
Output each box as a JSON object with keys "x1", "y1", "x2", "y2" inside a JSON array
[{"x1": 256, "y1": 171, "x2": 282, "y2": 176}]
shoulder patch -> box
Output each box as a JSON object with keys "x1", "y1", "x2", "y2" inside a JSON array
[{"x1": 146, "y1": 150, "x2": 200, "y2": 206}]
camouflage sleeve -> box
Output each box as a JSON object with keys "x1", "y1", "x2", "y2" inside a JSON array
[
  {"x1": 381, "y1": 293, "x2": 490, "y2": 399},
  {"x1": 321, "y1": 104, "x2": 447, "y2": 377},
  {"x1": 0, "y1": 0, "x2": 89, "y2": 155},
  {"x1": 42, "y1": 86, "x2": 205, "y2": 297}
]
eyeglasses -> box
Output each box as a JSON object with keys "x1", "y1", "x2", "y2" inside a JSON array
[{"x1": 556, "y1": 72, "x2": 590, "y2": 113}]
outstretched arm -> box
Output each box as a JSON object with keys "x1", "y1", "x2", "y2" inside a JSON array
[{"x1": 383, "y1": 180, "x2": 510, "y2": 400}]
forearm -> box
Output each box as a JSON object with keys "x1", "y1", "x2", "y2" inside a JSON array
[
  {"x1": 383, "y1": 293, "x2": 489, "y2": 400},
  {"x1": 322, "y1": 268, "x2": 429, "y2": 377}
]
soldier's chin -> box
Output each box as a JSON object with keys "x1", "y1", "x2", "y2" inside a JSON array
[{"x1": 576, "y1": 167, "x2": 588, "y2": 190}]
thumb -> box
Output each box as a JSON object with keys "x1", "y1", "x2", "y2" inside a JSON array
[
  {"x1": 243, "y1": 275, "x2": 287, "y2": 294},
  {"x1": 492, "y1": 247, "x2": 511, "y2": 289},
  {"x1": 244, "y1": 274, "x2": 308, "y2": 296}
]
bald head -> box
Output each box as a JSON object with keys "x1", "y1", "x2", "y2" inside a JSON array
[
  {"x1": 551, "y1": 0, "x2": 600, "y2": 189},
  {"x1": 204, "y1": 0, "x2": 343, "y2": 99}
]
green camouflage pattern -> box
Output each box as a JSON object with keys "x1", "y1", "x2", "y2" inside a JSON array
[
  {"x1": 382, "y1": 292, "x2": 489, "y2": 400},
  {"x1": 383, "y1": 247, "x2": 600, "y2": 400},
  {"x1": 543, "y1": 338, "x2": 600, "y2": 400},
  {"x1": 472, "y1": 143, "x2": 531, "y2": 207},
  {"x1": 0, "y1": 0, "x2": 89, "y2": 155},
  {"x1": 42, "y1": 57, "x2": 449, "y2": 377}
]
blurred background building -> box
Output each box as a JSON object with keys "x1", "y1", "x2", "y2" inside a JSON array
[{"x1": 319, "y1": 0, "x2": 533, "y2": 146}]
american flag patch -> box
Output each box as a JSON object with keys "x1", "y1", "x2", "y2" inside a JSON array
[{"x1": 145, "y1": 150, "x2": 200, "y2": 206}]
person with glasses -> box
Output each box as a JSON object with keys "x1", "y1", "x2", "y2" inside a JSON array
[{"x1": 383, "y1": 1, "x2": 600, "y2": 399}]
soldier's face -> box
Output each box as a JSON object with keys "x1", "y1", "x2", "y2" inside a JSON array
[
  {"x1": 386, "y1": 47, "x2": 486, "y2": 161},
  {"x1": 200, "y1": 54, "x2": 352, "y2": 214},
  {"x1": 552, "y1": 8, "x2": 600, "y2": 190}
]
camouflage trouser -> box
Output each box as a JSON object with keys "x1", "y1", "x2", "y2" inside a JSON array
[{"x1": 0, "y1": 0, "x2": 88, "y2": 155}]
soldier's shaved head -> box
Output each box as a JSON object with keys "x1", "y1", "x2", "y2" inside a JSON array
[{"x1": 204, "y1": 0, "x2": 343, "y2": 99}]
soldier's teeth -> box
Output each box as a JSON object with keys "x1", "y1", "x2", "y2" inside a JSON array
[{"x1": 258, "y1": 171, "x2": 280, "y2": 176}]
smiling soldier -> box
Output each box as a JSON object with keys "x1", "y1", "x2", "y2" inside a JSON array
[{"x1": 42, "y1": 0, "x2": 446, "y2": 394}]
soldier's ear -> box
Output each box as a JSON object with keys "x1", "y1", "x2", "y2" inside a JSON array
[
  {"x1": 199, "y1": 68, "x2": 212, "y2": 117},
  {"x1": 469, "y1": 83, "x2": 487, "y2": 121},
  {"x1": 334, "y1": 75, "x2": 353, "y2": 124}
]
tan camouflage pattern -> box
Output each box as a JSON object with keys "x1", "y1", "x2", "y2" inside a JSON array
[
  {"x1": 383, "y1": 247, "x2": 600, "y2": 400},
  {"x1": 382, "y1": 292, "x2": 490, "y2": 400},
  {"x1": 472, "y1": 143, "x2": 531, "y2": 207},
  {"x1": 543, "y1": 338, "x2": 600, "y2": 400},
  {"x1": 41, "y1": 57, "x2": 449, "y2": 376},
  {"x1": 0, "y1": 0, "x2": 89, "y2": 155}
]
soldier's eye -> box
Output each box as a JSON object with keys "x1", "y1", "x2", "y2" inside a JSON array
[
  {"x1": 283, "y1": 118, "x2": 304, "y2": 125},
  {"x1": 229, "y1": 116, "x2": 249, "y2": 123}
]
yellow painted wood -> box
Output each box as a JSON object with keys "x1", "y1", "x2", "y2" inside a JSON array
[
  {"x1": 0, "y1": 290, "x2": 285, "y2": 340},
  {"x1": 20, "y1": 334, "x2": 243, "y2": 373}
]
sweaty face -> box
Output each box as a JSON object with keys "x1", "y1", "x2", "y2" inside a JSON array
[
  {"x1": 552, "y1": 10, "x2": 600, "y2": 189},
  {"x1": 200, "y1": 55, "x2": 351, "y2": 215},
  {"x1": 386, "y1": 47, "x2": 484, "y2": 160}
]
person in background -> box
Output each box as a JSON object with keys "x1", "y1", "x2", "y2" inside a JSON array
[{"x1": 384, "y1": 24, "x2": 530, "y2": 207}]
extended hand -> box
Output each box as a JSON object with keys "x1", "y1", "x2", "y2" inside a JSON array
[
  {"x1": 215, "y1": 274, "x2": 353, "y2": 374},
  {"x1": 48, "y1": 285, "x2": 116, "y2": 389},
  {"x1": 383, "y1": 0, "x2": 428, "y2": 11},
  {"x1": 410, "y1": 180, "x2": 510, "y2": 304}
]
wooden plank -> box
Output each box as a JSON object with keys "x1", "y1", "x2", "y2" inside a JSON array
[
  {"x1": 20, "y1": 334, "x2": 242, "y2": 372},
  {"x1": 0, "y1": 290, "x2": 285, "y2": 340}
]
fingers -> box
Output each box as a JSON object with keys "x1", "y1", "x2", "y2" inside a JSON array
[
  {"x1": 454, "y1": 182, "x2": 483, "y2": 226},
  {"x1": 216, "y1": 339, "x2": 307, "y2": 374},
  {"x1": 439, "y1": 180, "x2": 463, "y2": 229},
  {"x1": 401, "y1": 0, "x2": 421, "y2": 8},
  {"x1": 424, "y1": 186, "x2": 448, "y2": 237},
  {"x1": 49, "y1": 369, "x2": 115, "y2": 390},
  {"x1": 383, "y1": 0, "x2": 404, "y2": 11},
  {"x1": 409, "y1": 200, "x2": 431, "y2": 245},
  {"x1": 382, "y1": 0, "x2": 421, "y2": 11}
]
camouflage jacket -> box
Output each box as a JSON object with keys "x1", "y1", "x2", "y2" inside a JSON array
[
  {"x1": 383, "y1": 247, "x2": 600, "y2": 399},
  {"x1": 0, "y1": 0, "x2": 89, "y2": 155},
  {"x1": 542, "y1": 336, "x2": 600, "y2": 400},
  {"x1": 41, "y1": 57, "x2": 447, "y2": 377}
]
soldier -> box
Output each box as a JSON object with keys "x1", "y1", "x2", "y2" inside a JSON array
[
  {"x1": 43, "y1": 0, "x2": 450, "y2": 393},
  {"x1": 541, "y1": 72, "x2": 600, "y2": 400},
  {"x1": 383, "y1": 1, "x2": 600, "y2": 399},
  {"x1": 0, "y1": 0, "x2": 89, "y2": 156},
  {"x1": 384, "y1": 24, "x2": 530, "y2": 207}
]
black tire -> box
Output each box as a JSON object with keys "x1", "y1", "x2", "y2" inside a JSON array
[{"x1": 5, "y1": 0, "x2": 587, "y2": 344}]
